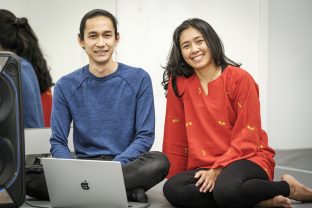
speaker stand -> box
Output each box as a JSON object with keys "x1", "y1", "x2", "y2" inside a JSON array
[{"x1": 0, "y1": 189, "x2": 14, "y2": 204}]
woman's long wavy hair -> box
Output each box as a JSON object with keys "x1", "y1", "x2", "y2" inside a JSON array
[
  {"x1": 162, "y1": 18, "x2": 240, "y2": 97},
  {"x1": 0, "y1": 9, "x2": 53, "y2": 93}
]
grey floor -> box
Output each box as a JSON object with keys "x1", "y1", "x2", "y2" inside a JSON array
[
  {"x1": 273, "y1": 149, "x2": 312, "y2": 208},
  {"x1": 22, "y1": 149, "x2": 312, "y2": 208}
]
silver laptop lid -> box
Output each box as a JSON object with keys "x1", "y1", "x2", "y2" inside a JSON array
[{"x1": 42, "y1": 158, "x2": 129, "y2": 208}]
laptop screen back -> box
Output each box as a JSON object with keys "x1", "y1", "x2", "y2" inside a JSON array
[{"x1": 42, "y1": 158, "x2": 129, "y2": 208}]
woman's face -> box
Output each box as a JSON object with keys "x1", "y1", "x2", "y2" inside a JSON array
[{"x1": 179, "y1": 27, "x2": 214, "y2": 71}]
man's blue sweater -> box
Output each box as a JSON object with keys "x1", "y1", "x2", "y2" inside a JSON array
[{"x1": 50, "y1": 63, "x2": 155, "y2": 164}]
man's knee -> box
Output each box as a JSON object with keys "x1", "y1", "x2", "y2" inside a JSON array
[
  {"x1": 141, "y1": 151, "x2": 170, "y2": 176},
  {"x1": 153, "y1": 151, "x2": 170, "y2": 174}
]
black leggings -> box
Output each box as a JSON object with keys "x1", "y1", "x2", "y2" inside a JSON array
[{"x1": 163, "y1": 160, "x2": 290, "y2": 208}]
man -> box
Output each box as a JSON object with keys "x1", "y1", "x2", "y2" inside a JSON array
[{"x1": 50, "y1": 9, "x2": 169, "y2": 202}]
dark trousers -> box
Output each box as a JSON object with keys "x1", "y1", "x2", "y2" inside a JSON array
[
  {"x1": 122, "y1": 151, "x2": 170, "y2": 191},
  {"x1": 163, "y1": 160, "x2": 290, "y2": 208},
  {"x1": 86, "y1": 151, "x2": 170, "y2": 192}
]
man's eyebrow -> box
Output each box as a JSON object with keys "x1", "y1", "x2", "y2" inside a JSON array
[{"x1": 87, "y1": 31, "x2": 97, "y2": 35}]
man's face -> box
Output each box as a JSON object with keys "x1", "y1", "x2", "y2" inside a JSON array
[{"x1": 79, "y1": 16, "x2": 119, "y2": 67}]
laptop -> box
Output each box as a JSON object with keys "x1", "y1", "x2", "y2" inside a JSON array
[{"x1": 42, "y1": 158, "x2": 150, "y2": 208}]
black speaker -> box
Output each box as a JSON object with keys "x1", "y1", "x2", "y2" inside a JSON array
[{"x1": 0, "y1": 52, "x2": 25, "y2": 207}]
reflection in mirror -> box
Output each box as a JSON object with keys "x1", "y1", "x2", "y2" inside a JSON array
[{"x1": 0, "y1": 9, "x2": 52, "y2": 128}]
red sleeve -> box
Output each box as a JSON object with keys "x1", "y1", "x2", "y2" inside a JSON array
[
  {"x1": 41, "y1": 88, "x2": 52, "y2": 127},
  {"x1": 211, "y1": 70, "x2": 264, "y2": 168},
  {"x1": 162, "y1": 78, "x2": 188, "y2": 178}
]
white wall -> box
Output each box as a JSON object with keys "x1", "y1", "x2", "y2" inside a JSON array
[
  {"x1": 115, "y1": 0, "x2": 262, "y2": 150},
  {"x1": 2, "y1": 0, "x2": 311, "y2": 151},
  {"x1": 267, "y1": 0, "x2": 312, "y2": 149},
  {"x1": 2, "y1": 0, "x2": 117, "y2": 81}
]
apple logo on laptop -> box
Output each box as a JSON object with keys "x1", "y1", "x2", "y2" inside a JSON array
[{"x1": 81, "y1": 180, "x2": 90, "y2": 190}]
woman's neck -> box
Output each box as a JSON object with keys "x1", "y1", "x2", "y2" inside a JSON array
[{"x1": 195, "y1": 65, "x2": 222, "y2": 84}]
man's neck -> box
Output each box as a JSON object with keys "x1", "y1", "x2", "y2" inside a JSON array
[{"x1": 89, "y1": 61, "x2": 118, "y2": 78}]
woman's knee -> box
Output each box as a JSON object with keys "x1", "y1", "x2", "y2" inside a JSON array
[
  {"x1": 163, "y1": 176, "x2": 190, "y2": 206},
  {"x1": 164, "y1": 173, "x2": 217, "y2": 208},
  {"x1": 163, "y1": 178, "x2": 176, "y2": 200},
  {"x1": 213, "y1": 179, "x2": 244, "y2": 207}
]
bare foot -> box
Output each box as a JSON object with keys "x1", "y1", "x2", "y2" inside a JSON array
[
  {"x1": 282, "y1": 174, "x2": 312, "y2": 202},
  {"x1": 258, "y1": 195, "x2": 292, "y2": 207}
]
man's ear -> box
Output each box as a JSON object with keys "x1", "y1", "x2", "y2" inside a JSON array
[
  {"x1": 78, "y1": 35, "x2": 85, "y2": 49},
  {"x1": 115, "y1": 32, "x2": 120, "y2": 46}
]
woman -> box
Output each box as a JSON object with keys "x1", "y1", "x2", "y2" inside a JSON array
[
  {"x1": 0, "y1": 9, "x2": 53, "y2": 127},
  {"x1": 162, "y1": 18, "x2": 312, "y2": 208}
]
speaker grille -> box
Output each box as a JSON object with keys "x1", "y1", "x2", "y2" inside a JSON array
[
  {"x1": 0, "y1": 138, "x2": 14, "y2": 185},
  {"x1": 0, "y1": 52, "x2": 25, "y2": 207},
  {"x1": 0, "y1": 76, "x2": 14, "y2": 123},
  {"x1": 0, "y1": 60, "x2": 19, "y2": 188},
  {"x1": 0, "y1": 60, "x2": 16, "y2": 187}
]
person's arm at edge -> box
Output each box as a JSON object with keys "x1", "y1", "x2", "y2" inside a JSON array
[
  {"x1": 49, "y1": 81, "x2": 72, "y2": 158},
  {"x1": 162, "y1": 77, "x2": 188, "y2": 178}
]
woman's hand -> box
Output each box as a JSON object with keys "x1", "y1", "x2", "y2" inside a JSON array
[{"x1": 194, "y1": 168, "x2": 223, "y2": 193}]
